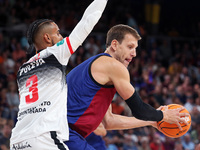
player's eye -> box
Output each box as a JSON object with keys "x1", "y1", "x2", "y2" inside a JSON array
[{"x1": 128, "y1": 46, "x2": 132, "y2": 49}]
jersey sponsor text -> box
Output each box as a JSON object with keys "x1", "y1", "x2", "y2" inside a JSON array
[{"x1": 19, "y1": 59, "x2": 45, "y2": 76}]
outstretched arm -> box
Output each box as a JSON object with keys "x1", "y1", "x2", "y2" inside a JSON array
[
  {"x1": 108, "y1": 60, "x2": 189, "y2": 130},
  {"x1": 69, "y1": 0, "x2": 108, "y2": 51},
  {"x1": 102, "y1": 105, "x2": 157, "y2": 130},
  {"x1": 91, "y1": 56, "x2": 189, "y2": 130}
]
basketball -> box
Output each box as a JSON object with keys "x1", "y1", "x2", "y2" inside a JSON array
[{"x1": 157, "y1": 104, "x2": 191, "y2": 138}]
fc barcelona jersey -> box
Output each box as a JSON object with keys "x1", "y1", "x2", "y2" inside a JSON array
[{"x1": 67, "y1": 53, "x2": 116, "y2": 138}]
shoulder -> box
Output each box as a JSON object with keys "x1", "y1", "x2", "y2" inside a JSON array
[
  {"x1": 93, "y1": 55, "x2": 127, "y2": 73},
  {"x1": 91, "y1": 55, "x2": 129, "y2": 84}
]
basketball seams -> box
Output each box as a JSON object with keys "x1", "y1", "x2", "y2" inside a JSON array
[
  {"x1": 157, "y1": 104, "x2": 191, "y2": 138},
  {"x1": 160, "y1": 122, "x2": 190, "y2": 129},
  {"x1": 161, "y1": 129, "x2": 178, "y2": 137},
  {"x1": 160, "y1": 122, "x2": 191, "y2": 138},
  {"x1": 157, "y1": 121, "x2": 164, "y2": 127}
]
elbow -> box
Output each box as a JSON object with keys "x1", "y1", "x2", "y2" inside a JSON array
[{"x1": 83, "y1": 12, "x2": 102, "y2": 33}]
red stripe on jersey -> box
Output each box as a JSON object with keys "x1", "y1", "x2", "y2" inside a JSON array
[
  {"x1": 71, "y1": 87, "x2": 116, "y2": 138},
  {"x1": 66, "y1": 37, "x2": 74, "y2": 55}
]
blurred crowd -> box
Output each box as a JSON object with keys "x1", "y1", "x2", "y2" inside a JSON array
[{"x1": 0, "y1": 0, "x2": 200, "y2": 150}]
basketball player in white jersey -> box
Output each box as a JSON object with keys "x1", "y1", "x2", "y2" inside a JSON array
[{"x1": 10, "y1": 0, "x2": 108, "y2": 149}]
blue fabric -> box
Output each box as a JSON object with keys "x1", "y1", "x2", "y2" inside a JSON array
[
  {"x1": 86, "y1": 133, "x2": 106, "y2": 150},
  {"x1": 66, "y1": 53, "x2": 116, "y2": 138},
  {"x1": 65, "y1": 127, "x2": 95, "y2": 150},
  {"x1": 67, "y1": 53, "x2": 111, "y2": 125}
]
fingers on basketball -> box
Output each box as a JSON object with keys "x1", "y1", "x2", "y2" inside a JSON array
[{"x1": 157, "y1": 104, "x2": 191, "y2": 138}]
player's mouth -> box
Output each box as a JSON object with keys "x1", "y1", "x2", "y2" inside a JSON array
[
  {"x1": 124, "y1": 58, "x2": 132, "y2": 67},
  {"x1": 125, "y1": 58, "x2": 132, "y2": 63}
]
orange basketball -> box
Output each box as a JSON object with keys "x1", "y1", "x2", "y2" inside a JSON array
[{"x1": 157, "y1": 104, "x2": 191, "y2": 138}]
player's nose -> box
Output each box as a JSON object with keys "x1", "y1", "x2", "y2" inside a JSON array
[{"x1": 131, "y1": 49, "x2": 136, "y2": 57}]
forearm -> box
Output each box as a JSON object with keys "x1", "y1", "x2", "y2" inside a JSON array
[
  {"x1": 69, "y1": 0, "x2": 108, "y2": 51},
  {"x1": 103, "y1": 114, "x2": 153, "y2": 130},
  {"x1": 125, "y1": 91, "x2": 163, "y2": 121}
]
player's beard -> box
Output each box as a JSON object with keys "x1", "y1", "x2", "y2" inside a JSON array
[{"x1": 51, "y1": 39, "x2": 55, "y2": 46}]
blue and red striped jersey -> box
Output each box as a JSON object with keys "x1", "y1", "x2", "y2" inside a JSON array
[{"x1": 67, "y1": 53, "x2": 116, "y2": 138}]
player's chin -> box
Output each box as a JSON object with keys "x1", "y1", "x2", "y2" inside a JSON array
[{"x1": 123, "y1": 61, "x2": 129, "y2": 68}]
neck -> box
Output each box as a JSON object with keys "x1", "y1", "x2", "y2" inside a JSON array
[
  {"x1": 104, "y1": 47, "x2": 113, "y2": 57},
  {"x1": 35, "y1": 43, "x2": 50, "y2": 52}
]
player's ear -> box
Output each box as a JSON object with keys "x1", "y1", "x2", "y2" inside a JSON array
[
  {"x1": 44, "y1": 33, "x2": 51, "y2": 44},
  {"x1": 111, "y1": 39, "x2": 118, "y2": 51}
]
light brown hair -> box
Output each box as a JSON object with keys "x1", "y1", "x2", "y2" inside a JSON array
[{"x1": 106, "y1": 24, "x2": 141, "y2": 48}]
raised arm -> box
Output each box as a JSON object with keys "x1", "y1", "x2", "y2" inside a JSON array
[{"x1": 69, "y1": 0, "x2": 108, "y2": 51}]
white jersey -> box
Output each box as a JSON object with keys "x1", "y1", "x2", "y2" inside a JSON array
[
  {"x1": 10, "y1": 0, "x2": 108, "y2": 145},
  {"x1": 10, "y1": 37, "x2": 73, "y2": 144}
]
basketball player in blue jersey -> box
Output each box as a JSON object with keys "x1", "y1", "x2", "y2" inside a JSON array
[
  {"x1": 10, "y1": 0, "x2": 108, "y2": 149},
  {"x1": 65, "y1": 24, "x2": 190, "y2": 149}
]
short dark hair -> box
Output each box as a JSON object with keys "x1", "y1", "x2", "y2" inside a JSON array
[
  {"x1": 26, "y1": 19, "x2": 53, "y2": 53},
  {"x1": 106, "y1": 24, "x2": 141, "y2": 48}
]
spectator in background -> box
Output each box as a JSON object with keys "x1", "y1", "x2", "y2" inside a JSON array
[
  {"x1": 9, "y1": 38, "x2": 17, "y2": 52},
  {"x1": 159, "y1": 40, "x2": 172, "y2": 68},
  {"x1": 11, "y1": 42, "x2": 26, "y2": 62},
  {"x1": 182, "y1": 133, "x2": 195, "y2": 150},
  {"x1": 84, "y1": 36, "x2": 99, "y2": 56},
  {"x1": 154, "y1": 66, "x2": 166, "y2": 85},
  {"x1": 195, "y1": 143, "x2": 200, "y2": 150},
  {"x1": 6, "y1": 81, "x2": 19, "y2": 124},
  {"x1": 162, "y1": 74, "x2": 171, "y2": 88},
  {"x1": 163, "y1": 136, "x2": 175, "y2": 150},
  {"x1": 195, "y1": 97, "x2": 200, "y2": 112},
  {"x1": 150, "y1": 49, "x2": 161, "y2": 64},
  {"x1": 191, "y1": 106, "x2": 200, "y2": 126},
  {"x1": 153, "y1": 84, "x2": 165, "y2": 105},
  {"x1": 69, "y1": 47, "x2": 86, "y2": 68},
  {"x1": 123, "y1": 136, "x2": 138, "y2": 150},
  {"x1": 112, "y1": 95, "x2": 125, "y2": 115},
  {"x1": 2, "y1": 50, "x2": 15, "y2": 75},
  {"x1": 161, "y1": 87, "x2": 171, "y2": 105},
  {"x1": 20, "y1": 36, "x2": 29, "y2": 50},
  {"x1": 0, "y1": 88, "x2": 10, "y2": 122},
  {"x1": 0, "y1": 124, "x2": 12, "y2": 150},
  {"x1": 180, "y1": 66, "x2": 189, "y2": 81},
  {"x1": 150, "y1": 133, "x2": 165, "y2": 150},
  {"x1": 123, "y1": 129, "x2": 138, "y2": 150},
  {"x1": 168, "y1": 60, "x2": 182, "y2": 76},
  {"x1": 174, "y1": 142, "x2": 184, "y2": 150},
  {"x1": 190, "y1": 121, "x2": 200, "y2": 145},
  {"x1": 172, "y1": 97, "x2": 183, "y2": 106},
  {"x1": 126, "y1": 13, "x2": 139, "y2": 33},
  {"x1": 176, "y1": 85, "x2": 187, "y2": 104},
  {"x1": 103, "y1": 136, "x2": 118, "y2": 150},
  {"x1": 138, "y1": 136, "x2": 151, "y2": 150},
  {"x1": 184, "y1": 96, "x2": 194, "y2": 113}
]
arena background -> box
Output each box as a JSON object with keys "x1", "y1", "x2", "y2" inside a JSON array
[{"x1": 0, "y1": 0, "x2": 200, "y2": 149}]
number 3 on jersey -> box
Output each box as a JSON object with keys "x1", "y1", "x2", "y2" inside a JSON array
[{"x1": 25, "y1": 75, "x2": 39, "y2": 104}]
